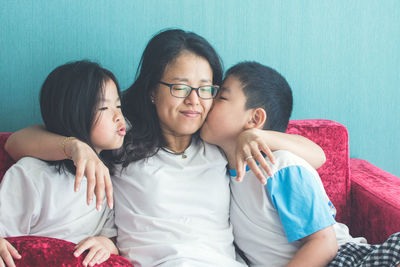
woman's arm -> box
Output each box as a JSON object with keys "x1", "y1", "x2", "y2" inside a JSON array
[
  {"x1": 4, "y1": 125, "x2": 113, "y2": 210},
  {"x1": 235, "y1": 128, "x2": 326, "y2": 183},
  {"x1": 5, "y1": 125, "x2": 67, "y2": 161}
]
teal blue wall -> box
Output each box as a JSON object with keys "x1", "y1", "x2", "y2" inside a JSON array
[{"x1": 1, "y1": 1, "x2": 399, "y2": 176}]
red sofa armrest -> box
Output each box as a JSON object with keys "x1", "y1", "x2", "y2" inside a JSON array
[
  {"x1": 287, "y1": 119, "x2": 351, "y2": 225},
  {"x1": 0, "y1": 132, "x2": 14, "y2": 182},
  {"x1": 350, "y1": 158, "x2": 400, "y2": 244},
  {"x1": 6, "y1": 236, "x2": 133, "y2": 266}
]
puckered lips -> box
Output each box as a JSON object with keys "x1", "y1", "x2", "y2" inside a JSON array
[{"x1": 117, "y1": 125, "x2": 126, "y2": 136}]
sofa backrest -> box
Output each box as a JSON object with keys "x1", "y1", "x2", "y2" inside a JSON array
[
  {"x1": 287, "y1": 119, "x2": 350, "y2": 225},
  {"x1": 0, "y1": 132, "x2": 15, "y2": 183}
]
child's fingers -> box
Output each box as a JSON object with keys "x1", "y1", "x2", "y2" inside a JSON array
[
  {"x1": 97, "y1": 251, "x2": 111, "y2": 265},
  {"x1": 0, "y1": 250, "x2": 15, "y2": 267},
  {"x1": 248, "y1": 138, "x2": 273, "y2": 177},
  {"x1": 82, "y1": 248, "x2": 99, "y2": 267},
  {"x1": 104, "y1": 173, "x2": 114, "y2": 209},
  {"x1": 258, "y1": 141, "x2": 275, "y2": 165},
  {"x1": 235, "y1": 154, "x2": 245, "y2": 182},
  {"x1": 89, "y1": 250, "x2": 110, "y2": 266},
  {"x1": 74, "y1": 238, "x2": 92, "y2": 257},
  {"x1": 0, "y1": 239, "x2": 20, "y2": 267},
  {"x1": 250, "y1": 146, "x2": 272, "y2": 177},
  {"x1": 246, "y1": 158, "x2": 267, "y2": 184},
  {"x1": 6, "y1": 242, "x2": 21, "y2": 260},
  {"x1": 235, "y1": 144, "x2": 253, "y2": 182}
]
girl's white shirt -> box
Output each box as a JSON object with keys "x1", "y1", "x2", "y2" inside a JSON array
[{"x1": 0, "y1": 157, "x2": 116, "y2": 243}]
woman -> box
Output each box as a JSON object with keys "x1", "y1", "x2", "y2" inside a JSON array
[{"x1": 5, "y1": 29, "x2": 325, "y2": 266}]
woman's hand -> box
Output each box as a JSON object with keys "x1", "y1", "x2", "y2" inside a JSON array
[
  {"x1": 66, "y1": 139, "x2": 113, "y2": 210},
  {"x1": 235, "y1": 128, "x2": 275, "y2": 184},
  {"x1": 4, "y1": 125, "x2": 114, "y2": 210},
  {"x1": 0, "y1": 238, "x2": 21, "y2": 267},
  {"x1": 74, "y1": 236, "x2": 118, "y2": 267}
]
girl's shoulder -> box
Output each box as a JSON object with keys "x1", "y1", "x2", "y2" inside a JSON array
[
  {"x1": 13, "y1": 156, "x2": 51, "y2": 171},
  {"x1": 9, "y1": 156, "x2": 69, "y2": 181}
]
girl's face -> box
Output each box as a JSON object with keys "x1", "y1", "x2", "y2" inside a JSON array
[
  {"x1": 153, "y1": 51, "x2": 214, "y2": 138},
  {"x1": 201, "y1": 75, "x2": 251, "y2": 146},
  {"x1": 91, "y1": 79, "x2": 126, "y2": 153}
]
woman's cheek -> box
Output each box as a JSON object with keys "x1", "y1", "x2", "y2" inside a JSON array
[{"x1": 201, "y1": 102, "x2": 212, "y2": 118}]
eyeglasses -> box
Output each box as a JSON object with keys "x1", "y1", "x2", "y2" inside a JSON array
[{"x1": 159, "y1": 81, "x2": 219, "y2": 99}]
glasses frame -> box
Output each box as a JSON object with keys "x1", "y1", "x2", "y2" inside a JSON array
[{"x1": 159, "y1": 81, "x2": 219, "y2": 99}]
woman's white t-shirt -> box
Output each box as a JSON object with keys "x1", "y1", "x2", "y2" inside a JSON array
[{"x1": 113, "y1": 139, "x2": 245, "y2": 267}]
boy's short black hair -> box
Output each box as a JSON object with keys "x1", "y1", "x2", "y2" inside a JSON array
[{"x1": 225, "y1": 61, "x2": 293, "y2": 132}]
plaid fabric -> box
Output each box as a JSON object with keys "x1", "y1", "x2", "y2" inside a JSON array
[{"x1": 327, "y1": 232, "x2": 400, "y2": 267}]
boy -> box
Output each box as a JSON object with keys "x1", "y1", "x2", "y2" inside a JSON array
[{"x1": 200, "y1": 61, "x2": 400, "y2": 267}]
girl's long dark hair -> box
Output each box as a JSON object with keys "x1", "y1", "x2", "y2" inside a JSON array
[
  {"x1": 121, "y1": 29, "x2": 223, "y2": 166},
  {"x1": 40, "y1": 60, "x2": 122, "y2": 175}
]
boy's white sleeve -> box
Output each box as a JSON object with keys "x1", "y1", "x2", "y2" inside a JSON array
[
  {"x1": 99, "y1": 207, "x2": 117, "y2": 238},
  {"x1": 0, "y1": 161, "x2": 40, "y2": 237}
]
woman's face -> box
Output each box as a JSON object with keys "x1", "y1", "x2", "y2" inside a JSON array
[{"x1": 153, "y1": 51, "x2": 214, "y2": 137}]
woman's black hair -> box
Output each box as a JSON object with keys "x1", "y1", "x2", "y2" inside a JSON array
[
  {"x1": 225, "y1": 61, "x2": 293, "y2": 132},
  {"x1": 121, "y1": 28, "x2": 223, "y2": 165},
  {"x1": 40, "y1": 60, "x2": 122, "y2": 175}
]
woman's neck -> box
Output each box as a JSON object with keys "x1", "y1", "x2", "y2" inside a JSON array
[{"x1": 163, "y1": 132, "x2": 192, "y2": 154}]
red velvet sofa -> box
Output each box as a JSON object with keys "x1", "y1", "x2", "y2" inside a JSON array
[
  {"x1": 286, "y1": 119, "x2": 400, "y2": 244},
  {"x1": 1, "y1": 119, "x2": 400, "y2": 266}
]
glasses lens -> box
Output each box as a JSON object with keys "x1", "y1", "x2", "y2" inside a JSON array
[
  {"x1": 198, "y1": 86, "x2": 218, "y2": 99},
  {"x1": 199, "y1": 85, "x2": 214, "y2": 99},
  {"x1": 171, "y1": 84, "x2": 190, "y2": 97}
]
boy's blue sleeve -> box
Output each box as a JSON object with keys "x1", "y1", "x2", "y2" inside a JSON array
[{"x1": 266, "y1": 165, "x2": 336, "y2": 242}]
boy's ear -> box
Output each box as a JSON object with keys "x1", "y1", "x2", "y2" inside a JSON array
[{"x1": 245, "y1": 108, "x2": 267, "y2": 130}]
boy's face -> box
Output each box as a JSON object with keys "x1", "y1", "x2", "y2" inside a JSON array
[{"x1": 200, "y1": 75, "x2": 251, "y2": 146}]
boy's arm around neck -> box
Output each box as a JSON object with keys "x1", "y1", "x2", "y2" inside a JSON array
[
  {"x1": 250, "y1": 129, "x2": 326, "y2": 169},
  {"x1": 234, "y1": 128, "x2": 326, "y2": 184}
]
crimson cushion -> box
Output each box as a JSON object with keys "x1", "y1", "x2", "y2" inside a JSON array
[{"x1": 6, "y1": 236, "x2": 133, "y2": 267}]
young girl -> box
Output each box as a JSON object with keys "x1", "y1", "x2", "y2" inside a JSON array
[{"x1": 0, "y1": 60, "x2": 126, "y2": 267}]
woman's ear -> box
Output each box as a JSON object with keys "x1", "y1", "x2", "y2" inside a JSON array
[
  {"x1": 245, "y1": 108, "x2": 267, "y2": 129},
  {"x1": 150, "y1": 91, "x2": 156, "y2": 104}
]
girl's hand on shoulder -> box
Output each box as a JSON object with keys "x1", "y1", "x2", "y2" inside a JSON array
[
  {"x1": 74, "y1": 236, "x2": 118, "y2": 267},
  {"x1": 0, "y1": 238, "x2": 21, "y2": 267},
  {"x1": 66, "y1": 138, "x2": 114, "y2": 210},
  {"x1": 235, "y1": 128, "x2": 275, "y2": 184}
]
